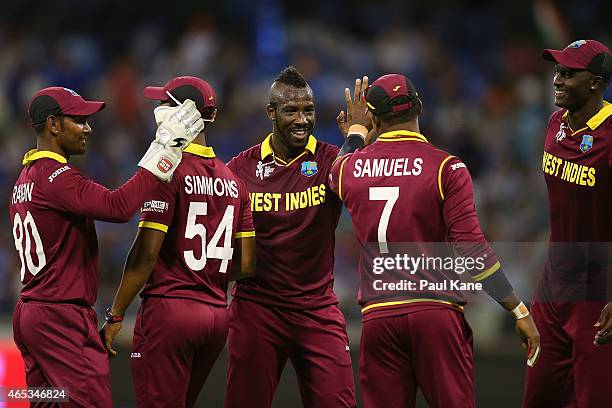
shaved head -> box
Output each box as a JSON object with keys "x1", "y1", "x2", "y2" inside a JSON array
[
  {"x1": 269, "y1": 81, "x2": 313, "y2": 107},
  {"x1": 269, "y1": 66, "x2": 312, "y2": 106}
]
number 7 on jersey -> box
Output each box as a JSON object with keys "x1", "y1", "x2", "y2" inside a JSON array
[{"x1": 369, "y1": 186, "x2": 399, "y2": 254}]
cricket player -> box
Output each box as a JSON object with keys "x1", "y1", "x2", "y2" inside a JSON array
[
  {"x1": 101, "y1": 76, "x2": 256, "y2": 407},
  {"x1": 9, "y1": 86, "x2": 204, "y2": 407},
  {"x1": 225, "y1": 67, "x2": 356, "y2": 408},
  {"x1": 523, "y1": 39, "x2": 612, "y2": 408},
  {"x1": 329, "y1": 74, "x2": 540, "y2": 408}
]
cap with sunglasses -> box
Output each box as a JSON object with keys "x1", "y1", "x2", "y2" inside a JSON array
[{"x1": 28, "y1": 87, "x2": 106, "y2": 125}]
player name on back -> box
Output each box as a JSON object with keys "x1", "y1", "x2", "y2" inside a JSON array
[
  {"x1": 542, "y1": 151, "x2": 596, "y2": 187},
  {"x1": 353, "y1": 157, "x2": 423, "y2": 178},
  {"x1": 12, "y1": 183, "x2": 34, "y2": 204},
  {"x1": 184, "y1": 175, "x2": 239, "y2": 198}
]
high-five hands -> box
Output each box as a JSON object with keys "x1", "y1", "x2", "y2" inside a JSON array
[{"x1": 336, "y1": 76, "x2": 376, "y2": 145}]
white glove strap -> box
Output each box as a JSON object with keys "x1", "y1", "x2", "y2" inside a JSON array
[{"x1": 511, "y1": 302, "x2": 530, "y2": 320}]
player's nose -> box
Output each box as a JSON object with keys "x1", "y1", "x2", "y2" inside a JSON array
[{"x1": 295, "y1": 111, "x2": 308, "y2": 124}]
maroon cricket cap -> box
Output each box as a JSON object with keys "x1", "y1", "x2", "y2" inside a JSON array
[
  {"x1": 28, "y1": 87, "x2": 106, "y2": 125},
  {"x1": 365, "y1": 74, "x2": 419, "y2": 115},
  {"x1": 543, "y1": 39, "x2": 611, "y2": 81},
  {"x1": 143, "y1": 76, "x2": 216, "y2": 111}
]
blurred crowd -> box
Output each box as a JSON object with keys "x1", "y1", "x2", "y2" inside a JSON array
[{"x1": 0, "y1": 0, "x2": 610, "y2": 340}]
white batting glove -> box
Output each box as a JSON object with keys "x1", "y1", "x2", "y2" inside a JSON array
[
  {"x1": 154, "y1": 99, "x2": 204, "y2": 148},
  {"x1": 138, "y1": 99, "x2": 204, "y2": 181}
]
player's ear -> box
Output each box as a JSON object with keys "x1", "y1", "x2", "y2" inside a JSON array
[
  {"x1": 47, "y1": 115, "x2": 61, "y2": 136},
  {"x1": 590, "y1": 76, "x2": 605, "y2": 92},
  {"x1": 371, "y1": 113, "x2": 381, "y2": 130},
  {"x1": 266, "y1": 104, "x2": 276, "y2": 122}
]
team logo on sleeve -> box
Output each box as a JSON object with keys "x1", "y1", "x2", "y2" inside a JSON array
[
  {"x1": 256, "y1": 160, "x2": 275, "y2": 180},
  {"x1": 142, "y1": 200, "x2": 169, "y2": 213},
  {"x1": 579, "y1": 135, "x2": 593, "y2": 153},
  {"x1": 300, "y1": 161, "x2": 318, "y2": 177}
]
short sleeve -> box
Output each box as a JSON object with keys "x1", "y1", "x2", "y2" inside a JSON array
[
  {"x1": 138, "y1": 177, "x2": 178, "y2": 233},
  {"x1": 328, "y1": 154, "x2": 351, "y2": 199},
  {"x1": 234, "y1": 178, "x2": 255, "y2": 238},
  {"x1": 440, "y1": 157, "x2": 501, "y2": 280}
]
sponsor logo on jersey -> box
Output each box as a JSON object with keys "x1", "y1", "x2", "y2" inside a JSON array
[
  {"x1": 300, "y1": 161, "x2": 318, "y2": 177},
  {"x1": 555, "y1": 123, "x2": 568, "y2": 142},
  {"x1": 256, "y1": 160, "x2": 275, "y2": 180},
  {"x1": 451, "y1": 162, "x2": 466, "y2": 171},
  {"x1": 579, "y1": 135, "x2": 593, "y2": 153},
  {"x1": 157, "y1": 157, "x2": 173, "y2": 173},
  {"x1": 131, "y1": 352, "x2": 141, "y2": 358},
  {"x1": 48, "y1": 166, "x2": 70, "y2": 182},
  {"x1": 142, "y1": 200, "x2": 169, "y2": 213}
]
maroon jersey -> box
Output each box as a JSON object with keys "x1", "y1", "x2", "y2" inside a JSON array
[
  {"x1": 139, "y1": 144, "x2": 255, "y2": 306},
  {"x1": 227, "y1": 134, "x2": 342, "y2": 309},
  {"x1": 9, "y1": 150, "x2": 159, "y2": 305},
  {"x1": 329, "y1": 130, "x2": 500, "y2": 320},
  {"x1": 541, "y1": 103, "x2": 612, "y2": 286}
]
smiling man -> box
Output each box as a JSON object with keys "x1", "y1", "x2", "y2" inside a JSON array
[
  {"x1": 9, "y1": 86, "x2": 203, "y2": 406},
  {"x1": 225, "y1": 67, "x2": 356, "y2": 408},
  {"x1": 523, "y1": 39, "x2": 612, "y2": 408}
]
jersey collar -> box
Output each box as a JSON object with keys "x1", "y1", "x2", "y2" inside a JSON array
[
  {"x1": 377, "y1": 130, "x2": 429, "y2": 143},
  {"x1": 260, "y1": 133, "x2": 317, "y2": 160},
  {"x1": 22, "y1": 149, "x2": 68, "y2": 165},
  {"x1": 184, "y1": 143, "x2": 215, "y2": 158},
  {"x1": 562, "y1": 101, "x2": 612, "y2": 131}
]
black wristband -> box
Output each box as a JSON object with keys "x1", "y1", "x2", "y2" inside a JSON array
[
  {"x1": 105, "y1": 307, "x2": 124, "y2": 324},
  {"x1": 338, "y1": 134, "x2": 365, "y2": 157},
  {"x1": 480, "y1": 267, "x2": 514, "y2": 302}
]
